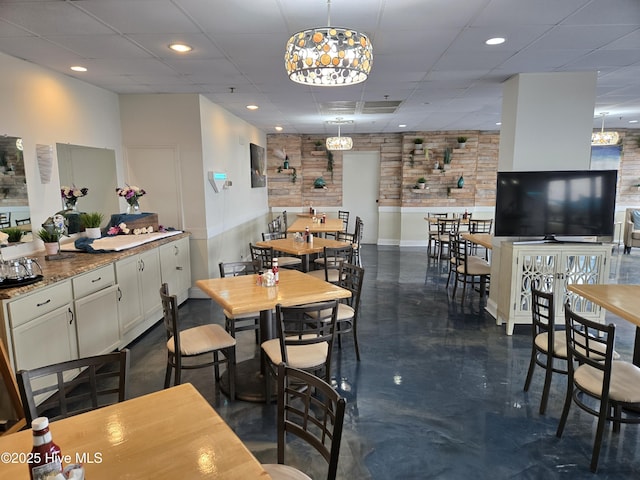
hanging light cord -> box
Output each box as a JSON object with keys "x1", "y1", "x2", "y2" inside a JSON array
[{"x1": 327, "y1": 0, "x2": 331, "y2": 27}]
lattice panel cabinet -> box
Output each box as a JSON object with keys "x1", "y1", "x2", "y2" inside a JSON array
[{"x1": 497, "y1": 242, "x2": 611, "y2": 335}]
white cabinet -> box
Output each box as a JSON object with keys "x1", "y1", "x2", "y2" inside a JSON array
[
  {"x1": 159, "y1": 236, "x2": 191, "y2": 304},
  {"x1": 9, "y1": 281, "x2": 77, "y2": 373},
  {"x1": 115, "y1": 249, "x2": 162, "y2": 345},
  {"x1": 72, "y1": 265, "x2": 120, "y2": 358},
  {"x1": 497, "y1": 242, "x2": 611, "y2": 335}
]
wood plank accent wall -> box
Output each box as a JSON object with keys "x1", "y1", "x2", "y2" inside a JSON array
[{"x1": 267, "y1": 130, "x2": 640, "y2": 209}]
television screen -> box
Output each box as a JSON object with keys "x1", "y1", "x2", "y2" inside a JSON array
[{"x1": 494, "y1": 170, "x2": 617, "y2": 239}]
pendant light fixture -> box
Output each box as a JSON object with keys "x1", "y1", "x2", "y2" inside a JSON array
[
  {"x1": 284, "y1": 0, "x2": 373, "y2": 86},
  {"x1": 326, "y1": 118, "x2": 353, "y2": 150},
  {"x1": 591, "y1": 112, "x2": 619, "y2": 146}
]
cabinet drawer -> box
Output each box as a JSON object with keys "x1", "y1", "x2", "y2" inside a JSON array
[
  {"x1": 72, "y1": 264, "x2": 115, "y2": 299},
  {"x1": 9, "y1": 281, "x2": 73, "y2": 328}
]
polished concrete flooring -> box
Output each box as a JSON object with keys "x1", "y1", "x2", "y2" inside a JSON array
[{"x1": 127, "y1": 245, "x2": 640, "y2": 479}]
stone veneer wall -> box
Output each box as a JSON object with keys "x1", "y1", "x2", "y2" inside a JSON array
[{"x1": 267, "y1": 129, "x2": 640, "y2": 209}]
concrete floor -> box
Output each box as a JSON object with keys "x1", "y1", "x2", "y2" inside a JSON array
[{"x1": 127, "y1": 245, "x2": 640, "y2": 479}]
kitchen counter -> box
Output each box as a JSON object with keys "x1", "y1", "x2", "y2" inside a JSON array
[{"x1": 0, "y1": 231, "x2": 190, "y2": 300}]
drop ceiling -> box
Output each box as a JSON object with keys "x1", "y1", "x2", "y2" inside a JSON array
[{"x1": 0, "y1": 0, "x2": 638, "y2": 134}]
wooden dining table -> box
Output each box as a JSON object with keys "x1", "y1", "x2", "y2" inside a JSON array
[
  {"x1": 461, "y1": 232, "x2": 493, "y2": 250},
  {"x1": 0, "y1": 383, "x2": 271, "y2": 479},
  {"x1": 255, "y1": 236, "x2": 351, "y2": 272},
  {"x1": 287, "y1": 217, "x2": 344, "y2": 235},
  {"x1": 196, "y1": 269, "x2": 351, "y2": 401},
  {"x1": 568, "y1": 284, "x2": 640, "y2": 366}
]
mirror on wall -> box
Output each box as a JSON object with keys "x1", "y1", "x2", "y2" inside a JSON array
[
  {"x1": 0, "y1": 136, "x2": 32, "y2": 244},
  {"x1": 56, "y1": 144, "x2": 119, "y2": 228}
]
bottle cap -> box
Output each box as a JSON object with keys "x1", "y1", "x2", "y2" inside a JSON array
[{"x1": 32, "y1": 417, "x2": 49, "y2": 431}]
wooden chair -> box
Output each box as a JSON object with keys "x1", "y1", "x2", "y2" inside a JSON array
[
  {"x1": 219, "y1": 261, "x2": 261, "y2": 342},
  {"x1": 468, "y1": 218, "x2": 493, "y2": 258},
  {"x1": 14, "y1": 217, "x2": 30, "y2": 226},
  {"x1": 160, "y1": 284, "x2": 236, "y2": 399},
  {"x1": 327, "y1": 210, "x2": 350, "y2": 239},
  {"x1": 261, "y1": 300, "x2": 339, "y2": 403},
  {"x1": 436, "y1": 217, "x2": 460, "y2": 261},
  {"x1": 262, "y1": 363, "x2": 346, "y2": 480},
  {"x1": 332, "y1": 262, "x2": 365, "y2": 360},
  {"x1": 250, "y1": 243, "x2": 275, "y2": 270},
  {"x1": 426, "y1": 213, "x2": 447, "y2": 258},
  {"x1": 557, "y1": 303, "x2": 640, "y2": 472},
  {"x1": 308, "y1": 245, "x2": 354, "y2": 284},
  {"x1": 261, "y1": 232, "x2": 302, "y2": 269},
  {"x1": 451, "y1": 233, "x2": 490, "y2": 302},
  {"x1": 523, "y1": 288, "x2": 568, "y2": 415},
  {"x1": 16, "y1": 349, "x2": 130, "y2": 424},
  {"x1": 0, "y1": 212, "x2": 11, "y2": 229},
  {"x1": 0, "y1": 340, "x2": 26, "y2": 434}
]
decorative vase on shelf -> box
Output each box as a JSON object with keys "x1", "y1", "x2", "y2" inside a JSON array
[
  {"x1": 126, "y1": 199, "x2": 140, "y2": 215},
  {"x1": 457, "y1": 175, "x2": 464, "y2": 188}
]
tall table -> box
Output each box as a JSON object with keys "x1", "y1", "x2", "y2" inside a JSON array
[
  {"x1": 0, "y1": 383, "x2": 271, "y2": 479},
  {"x1": 568, "y1": 284, "x2": 640, "y2": 366},
  {"x1": 196, "y1": 269, "x2": 351, "y2": 401},
  {"x1": 255, "y1": 236, "x2": 350, "y2": 272}
]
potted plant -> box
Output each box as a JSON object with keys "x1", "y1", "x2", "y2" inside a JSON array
[
  {"x1": 443, "y1": 147, "x2": 452, "y2": 170},
  {"x1": 417, "y1": 177, "x2": 427, "y2": 189},
  {"x1": 414, "y1": 138, "x2": 424, "y2": 152},
  {"x1": 1, "y1": 227, "x2": 23, "y2": 243},
  {"x1": 37, "y1": 228, "x2": 61, "y2": 255},
  {"x1": 314, "y1": 140, "x2": 324, "y2": 151},
  {"x1": 80, "y1": 212, "x2": 104, "y2": 239},
  {"x1": 457, "y1": 136, "x2": 468, "y2": 148}
]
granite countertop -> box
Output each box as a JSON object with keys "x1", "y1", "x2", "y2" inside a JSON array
[{"x1": 0, "y1": 231, "x2": 191, "y2": 300}]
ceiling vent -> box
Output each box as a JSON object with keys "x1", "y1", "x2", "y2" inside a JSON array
[{"x1": 361, "y1": 100, "x2": 402, "y2": 114}]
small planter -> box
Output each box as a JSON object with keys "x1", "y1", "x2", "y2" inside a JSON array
[
  {"x1": 418, "y1": 182, "x2": 427, "y2": 189},
  {"x1": 85, "y1": 227, "x2": 101, "y2": 239},
  {"x1": 457, "y1": 142, "x2": 466, "y2": 149},
  {"x1": 442, "y1": 163, "x2": 451, "y2": 171},
  {"x1": 44, "y1": 242, "x2": 59, "y2": 256}
]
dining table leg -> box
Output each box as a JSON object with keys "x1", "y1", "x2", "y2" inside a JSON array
[
  {"x1": 634, "y1": 327, "x2": 640, "y2": 367},
  {"x1": 219, "y1": 308, "x2": 276, "y2": 402}
]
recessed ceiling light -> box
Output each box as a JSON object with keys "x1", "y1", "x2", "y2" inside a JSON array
[
  {"x1": 246, "y1": 105, "x2": 259, "y2": 110},
  {"x1": 398, "y1": 124, "x2": 407, "y2": 128},
  {"x1": 169, "y1": 43, "x2": 192, "y2": 53},
  {"x1": 70, "y1": 66, "x2": 87, "y2": 72},
  {"x1": 629, "y1": 120, "x2": 638, "y2": 124},
  {"x1": 275, "y1": 126, "x2": 283, "y2": 131},
  {"x1": 486, "y1": 37, "x2": 505, "y2": 46},
  {"x1": 495, "y1": 122, "x2": 502, "y2": 126}
]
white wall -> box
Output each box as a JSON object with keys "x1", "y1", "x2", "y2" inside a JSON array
[
  {"x1": 0, "y1": 52, "x2": 123, "y2": 258},
  {"x1": 119, "y1": 93, "x2": 268, "y2": 289}
]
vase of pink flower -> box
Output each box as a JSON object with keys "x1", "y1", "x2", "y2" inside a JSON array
[
  {"x1": 60, "y1": 185, "x2": 88, "y2": 211},
  {"x1": 116, "y1": 185, "x2": 146, "y2": 214}
]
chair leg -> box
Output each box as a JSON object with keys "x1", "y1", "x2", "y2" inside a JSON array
[
  {"x1": 213, "y1": 351, "x2": 220, "y2": 381},
  {"x1": 523, "y1": 350, "x2": 536, "y2": 393},
  {"x1": 556, "y1": 380, "x2": 573, "y2": 439},
  {"x1": 164, "y1": 362, "x2": 172, "y2": 389},
  {"x1": 227, "y1": 347, "x2": 236, "y2": 400},
  {"x1": 590, "y1": 400, "x2": 610, "y2": 472},
  {"x1": 539, "y1": 359, "x2": 553, "y2": 415},
  {"x1": 353, "y1": 323, "x2": 360, "y2": 361},
  {"x1": 263, "y1": 351, "x2": 273, "y2": 404}
]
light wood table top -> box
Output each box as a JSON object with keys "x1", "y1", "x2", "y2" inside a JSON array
[
  {"x1": 568, "y1": 284, "x2": 640, "y2": 328},
  {"x1": 196, "y1": 268, "x2": 351, "y2": 317},
  {"x1": 255, "y1": 237, "x2": 350, "y2": 256},
  {"x1": 0, "y1": 383, "x2": 271, "y2": 479},
  {"x1": 461, "y1": 233, "x2": 493, "y2": 250},
  {"x1": 287, "y1": 217, "x2": 344, "y2": 234}
]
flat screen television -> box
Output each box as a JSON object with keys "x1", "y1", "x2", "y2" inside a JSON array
[{"x1": 494, "y1": 170, "x2": 617, "y2": 240}]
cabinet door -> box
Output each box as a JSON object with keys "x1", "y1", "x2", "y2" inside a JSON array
[
  {"x1": 513, "y1": 250, "x2": 559, "y2": 318},
  {"x1": 557, "y1": 250, "x2": 608, "y2": 318},
  {"x1": 75, "y1": 284, "x2": 120, "y2": 357},
  {"x1": 115, "y1": 255, "x2": 144, "y2": 334},
  {"x1": 139, "y1": 249, "x2": 162, "y2": 319},
  {"x1": 12, "y1": 304, "x2": 77, "y2": 372},
  {"x1": 159, "y1": 237, "x2": 191, "y2": 301}
]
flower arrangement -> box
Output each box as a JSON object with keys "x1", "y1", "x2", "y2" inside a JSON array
[
  {"x1": 61, "y1": 185, "x2": 88, "y2": 207},
  {"x1": 107, "y1": 222, "x2": 155, "y2": 236},
  {"x1": 116, "y1": 185, "x2": 146, "y2": 205}
]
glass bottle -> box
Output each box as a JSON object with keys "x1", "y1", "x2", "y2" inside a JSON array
[
  {"x1": 272, "y1": 257, "x2": 279, "y2": 284},
  {"x1": 29, "y1": 416, "x2": 63, "y2": 480},
  {"x1": 305, "y1": 226, "x2": 310, "y2": 243}
]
